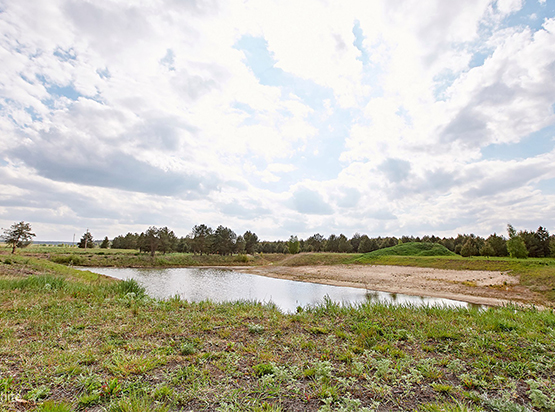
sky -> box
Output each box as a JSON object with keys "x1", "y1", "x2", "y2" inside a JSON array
[{"x1": 1, "y1": 0, "x2": 555, "y2": 242}]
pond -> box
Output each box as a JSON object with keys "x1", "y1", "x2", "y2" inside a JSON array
[{"x1": 84, "y1": 267, "x2": 482, "y2": 313}]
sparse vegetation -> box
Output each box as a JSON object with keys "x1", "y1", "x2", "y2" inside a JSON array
[{"x1": 1, "y1": 254, "x2": 555, "y2": 411}]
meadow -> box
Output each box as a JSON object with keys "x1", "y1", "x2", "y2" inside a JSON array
[{"x1": 1, "y1": 247, "x2": 555, "y2": 411}]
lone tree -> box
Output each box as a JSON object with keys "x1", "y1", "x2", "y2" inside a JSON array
[
  {"x1": 78, "y1": 230, "x2": 95, "y2": 249},
  {"x1": 507, "y1": 224, "x2": 528, "y2": 259},
  {"x1": 287, "y1": 235, "x2": 300, "y2": 254},
  {"x1": 100, "y1": 236, "x2": 110, "y2": 249},
  {"x1": 2, "y1": 221, "x2": 36, "y2": 254}
]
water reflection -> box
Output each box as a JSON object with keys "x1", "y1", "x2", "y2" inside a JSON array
[{"x1": 84, "y1": 267, "x2": 481, "y2": 313}]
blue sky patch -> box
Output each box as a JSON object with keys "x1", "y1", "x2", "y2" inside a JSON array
[
  {"x1": 536, "y1": 177, "x2": 555, "y2": 194},
  {"x1": 481, "y1": 123, "x2": 555, "y2": 160},
  {"x1": 47, "y1": 84, "x2": 81, "y2": 101},
  {"x1": 97, "y1": 68, "x2": 111, "y2": 79},
  {"x1": 234, "y1": 35, "x2": 334, "y2": 111},
  {"x1": 25, "y1": 106, "x2": 42, "y2": 122},
  {"x1": 503, "y1": 0, "x2": 555, "y2": 33},
  {"x1": 433, "y1": 70, "x2": 459, "y2": 101},
  {"x1": 469, "y1": 51, "x2": 493, "y2": 69},
  {"x1": 232, "y1": 101, "x2": 259, "y2": 126},
  {"x1": 352, "y1": 20, "x2": 370, "y2": 66},
  {"x1": 53, "y1": 48, "x2": 76, "y2": 62},
  {"x1": 160, "y1": 49, "x2": 175, "y2": 70}
]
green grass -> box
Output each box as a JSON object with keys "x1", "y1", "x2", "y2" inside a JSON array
[
  {"x1": 361, "y1": 242, "x2": 456, "y2": 257},
  {"x1": 1, "y1": 257, "x2": 555, "y2": 411}
]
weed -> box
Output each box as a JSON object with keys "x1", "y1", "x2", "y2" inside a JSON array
[
  {"x1": 480, "y1": 395, "x2": 533, "y2": 412},
  {"x1": 101, "y1": 378, "x2": 122, "y2": 397},
  {"x1": 114, "y1": 279, "x2": 145, "y2": 299},
  {"x1": 77, "y1": 392, "x2": 101, "y2": 408},
  {"x1": 108, "y1": 394, "x2": 170, "y2": 412},
  {"x1": 248, "y1": 323, "x2": 265, "y2": 334},
  {"x1": 319, "y1": 395, "x2": 378, "y2": 411},
  {"x1": 418, "y1": 401, "x2": 480, "y2": 411},
  {"x1": 526, "y1": 379, "x2": 555, "y2": 410},
  {"x1": 24, "y1": 385, "x2": 50, "y2": 401},
  {"x1": 180, "y1": 341, "x2": 197, "y2": 355},
  {"x1": 152, "y1": 384, "x2": 173, "y2": 401},
  {"x1": 253, "y1": 363, "x2": 274, "y2": 377},
  {"x1": 431, "y1": 383, "x2": 453, "y2": 394},
  {"x1": 36, "y1": 401, "x2": 73, "y2": 412}
]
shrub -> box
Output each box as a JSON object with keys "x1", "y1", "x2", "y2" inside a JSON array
[{"x1": 115, "y1": 279, "x2": 145, "y2": 299}]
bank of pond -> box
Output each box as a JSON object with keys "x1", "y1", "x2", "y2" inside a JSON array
[{"x1": 81, "y1": 266, "x2": 482, "y2": 312}]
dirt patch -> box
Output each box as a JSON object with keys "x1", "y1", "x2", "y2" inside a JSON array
[{"x1": 242, "y1": 264, "x2": 540, "y2": 306}]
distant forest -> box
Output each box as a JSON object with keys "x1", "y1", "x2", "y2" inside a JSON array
[{"x1": 79, "y1": 224, "x2": 555, "y2": 259}]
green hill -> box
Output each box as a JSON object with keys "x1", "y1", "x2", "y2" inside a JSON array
[{"x1": 363, "y1": 242, "x2": 456, "y2": 257}]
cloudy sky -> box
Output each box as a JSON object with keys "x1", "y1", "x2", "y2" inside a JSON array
[{"x1": 1, "y1": 0, "x2": 555, "y2": 242}]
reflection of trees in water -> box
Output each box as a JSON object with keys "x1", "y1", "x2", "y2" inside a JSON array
[{"x1": 365, "y1": 291, "x2": 380, "y2": 303}]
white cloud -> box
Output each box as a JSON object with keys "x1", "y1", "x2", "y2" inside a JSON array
[{"x1": 1, "y1": 0, "x2": 555, "y2": 240}]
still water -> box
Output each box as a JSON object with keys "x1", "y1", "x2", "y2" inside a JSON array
[{"x1": 85, "y1": 267, "x2": 479, "y2": 313}]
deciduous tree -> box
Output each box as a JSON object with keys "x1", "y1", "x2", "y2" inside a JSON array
[
  {"x1": 287, "y1": 235, "x2": 300, "y2": 254},
  {"x1": 2, "y1": 221, "x2": 35, "y2": 254},
  {"x1": 507, "y1": 224, "x2": 528, "y2": 259}
]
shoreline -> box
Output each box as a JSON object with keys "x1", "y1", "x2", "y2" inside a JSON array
[{"x1": 236, "y1": 264, "x2": 539, "y2": 307}]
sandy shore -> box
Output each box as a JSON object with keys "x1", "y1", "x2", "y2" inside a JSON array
[{"x1": 240, "y1": 264, "x2": 539, "y2": 307}]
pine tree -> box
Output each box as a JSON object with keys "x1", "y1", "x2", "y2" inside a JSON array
[{"x1": 78, "y1": 230, "x2": 95, "y2": 249}]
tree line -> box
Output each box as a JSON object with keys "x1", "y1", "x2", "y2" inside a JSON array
[
  {"x1": 105, "y1": 225, "x2": 259, "y2": 257},
  {"x1": 3, "y1": 220, "x2": 554, "y2": 258},
  {"x1": 80, "y1": 223, "x2": 555, "y2": 259}
]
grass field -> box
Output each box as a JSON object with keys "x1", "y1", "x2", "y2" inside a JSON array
[{"x1": 1, "y1": 255, "x2": 555, "y2": 411}]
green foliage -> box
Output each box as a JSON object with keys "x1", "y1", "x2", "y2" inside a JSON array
[
  {"x1": 50, "y1": 254, "x2": 83, "y2": 265},
  {"x1": 243, "y1": 230, "x2": 259, "y2": 254},
  {"x1": 212, "y1": 225, "x2": 237, "y2": 255},
  {"x1": 461, "y1": 238, "x2": 479, "y2": 257},
  {"x1": 24, "y1": 385, "x2": 50, "y2": 401},
  {"x1": 418, "y1": 402, "x2": 479, "y2": 412},
  {"x1": 114, "y1": 278, "x2": 146, "y2": 299},
  {"x1": 479, "y1": 242, "x2": 495, "y2": 257},
  {"x1": 526, "y1": 379, "x2": 555, "y2": 410},
  {"x1": 507, "y1": 236, "x2": 528, "y2": 259},
  {"x1": 361, "y1": 242, "x2": 456, "y2": 257},
  {"x1": 253, "y1": 363, "x2": 274, "y2": 376},
  {"x1": 248, "y1": 323, "x2": 265, "y2": 334},
  {"x1": 78, "y1": 230, "x2": 95, "y2": 249},
  {"x1": 1, "y1": 221, "x2": 35, "y2": 253},
  {"x1": 180, "y1": 341, "x2": 197, "y2": 355},
  {"x1": 479, "y1": 396, "x2": 532, "y2": 412},
  {"x1": 37, "y1": 401, "x2": 73, "y2": 412},
  {"x1": 108, "y1": 394, "x2": 171, "y2": 412},
  {"x1": 287, "y1": 235, "x2": 300, "y2": 254},
  {"x1": 100, "y1": 236, "x2": 111, "y2": 249},
  {"x1": 235, "y1": 254, "x2": 249, "y2": 263}
]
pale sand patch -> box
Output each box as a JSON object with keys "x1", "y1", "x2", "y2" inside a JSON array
[{"x1": 239, "y1": 264, "x2": 539, "y2": 307}]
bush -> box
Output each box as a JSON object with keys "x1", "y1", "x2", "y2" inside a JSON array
[
  {"x1": 50, "y1": 255, "x2": 83, "y2": 266},
  {"x1": 114, "y1": 278, "x2": 146, "y2": 299},
  {"x1": 507, "y1": 237, "x2": 528, "y2": 259}
]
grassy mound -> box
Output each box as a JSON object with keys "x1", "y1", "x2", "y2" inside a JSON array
[{"x1": 364, "y1": 242, "x2": 456, "y2": 257}]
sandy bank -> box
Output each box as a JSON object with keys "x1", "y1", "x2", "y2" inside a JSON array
[{"x1": 240, "y1": 264, "x2": 539, "y2": 307}]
